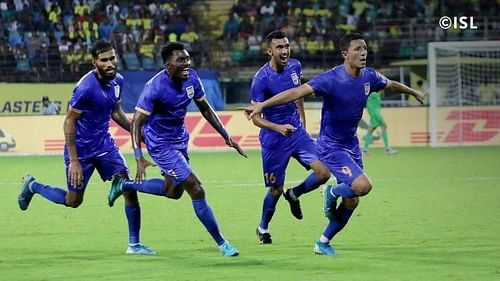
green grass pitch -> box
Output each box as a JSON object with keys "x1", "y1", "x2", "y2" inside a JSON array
[{"x1": 1, "y1": 147, "x2": 499, "y2": 281}]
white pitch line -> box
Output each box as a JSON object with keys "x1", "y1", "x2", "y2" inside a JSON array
[{"x1": 1, "y1": 176, "x2": 500, "y2": 189}]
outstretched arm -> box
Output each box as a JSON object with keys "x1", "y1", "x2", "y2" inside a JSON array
[
  {"x1": 240, "y1": 84, "x2": 314, "y2": 119},
  {"x1": 64, "y1": 109, "x2": 83, "y2": 188},
  {"x1": 111, "y1": 100, "x2": 131, "y2": 132},
  {"x1": 386, "y1": 80, "x2": 427, "y2": 104},
  {"x1": 195, "y1": 96, "x2": 247, "y2": 158}
]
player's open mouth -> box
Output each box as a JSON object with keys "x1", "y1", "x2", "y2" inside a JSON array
[
  {"x1": 181, "y1": 68, "x2": 189, "y2": 75},
  {"x1": 105, "y1": 68, "x2": 115, "y2": 74}
]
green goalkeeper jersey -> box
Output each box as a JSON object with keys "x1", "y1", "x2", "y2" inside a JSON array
[{"x1": 366, "y1": 91, "x2": 382, "y2": 112}]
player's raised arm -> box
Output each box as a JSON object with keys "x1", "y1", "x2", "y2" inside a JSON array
[
  {"x1": 385, "y1": 80, "x2": 427, "y2": 104},
  {"x1": 111, "y1": 100, "x2": 131, "y2": 132},
  {"x1": 240, "y1": 84, "x2": 314, "y2": 120},
  {"x1": 195, "y1": 96, "x2": 247, "y2": 158},
  {"x1": 64, "y1": 108, "x2": 83, "y2": 188}
]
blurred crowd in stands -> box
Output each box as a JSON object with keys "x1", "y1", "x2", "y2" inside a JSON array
[
  {"x1": 221, "y1": 0, "x2": 500, "y2": 67},
  {"x1": 0, "y1": 0, "x2": 499, "y2": 82},
  {"x1": 0, "y1": 0, "x2": 200, "y2": 82}
]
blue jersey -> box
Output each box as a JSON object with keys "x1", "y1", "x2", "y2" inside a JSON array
[
  {"x1": 308, "y1": 65, "x2": 387, "y2": 154},
  {"x1": 136, "y1": 69, "x2": 205, "y2": 150},
  {"x1": 251, "y1": 58, "x2": 304, "y2": 149},
  {"x1": 66, "y1": 70, "x2": 124, "y2": 159}
]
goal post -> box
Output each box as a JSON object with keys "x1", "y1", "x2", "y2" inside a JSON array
[{"x1": 427, "y1": 41, "x2": 500, "y2": 147}]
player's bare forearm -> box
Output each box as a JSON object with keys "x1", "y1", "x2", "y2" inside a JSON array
[
  {"x1": 112, "y1": 103, "x2": 131, "y2": 132},
  {"x1": 63, "y1": 109, "x2": 81, "y2": 162},
  {"x1": 251, "y1": 113, "x2": 281, "y2": 132},
  {"x1": 251, "y1": 114, "x2": 295, "y2": 136},
  {"x1": 262, "y1": 84, "x2": 313, "y2": 109},
  {"x1": 195, "y1": 98, "x2": 229, "y2": 141},
  {"x1": 131, "y1": 111, "x2": 148, "y2": 150},
  {"x1": 196, "y1": 98, "x2": 247, "y2": 157},
  {"x1": 387, "y1": 80, "x2": 426, "y2": 101}
]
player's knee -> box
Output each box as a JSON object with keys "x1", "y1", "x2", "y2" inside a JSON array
[
  {"x1": 352, "y1": 175, "x2": 372, "y2": 196},
  {"x1": 311, "y1": 161, "x2": 330, "y2": 184},
  {"x1": 357, "y1": 182, "x2": 372, "y2": 196},
  {"x1": 268, "y1": 186, "x2": 283, "y2": 197},
  {"x1": 123, "y1": 190, "x2": 139, "y2": 204},
  {"x1": 361, "y1": 183, "x2": 372, "y2": 196},
  {"x1": 183, "y1": 175, "x2": 205, "y2": 199},
  {"x1": 66, "y1": 198, "x2": 83, "y2": 208},
  {"x1": 166, "y1": 187, "x2": 184, "y2": 200},
  {"x1": 315, "y1": 168, "x2": 330, "y2": 184}
]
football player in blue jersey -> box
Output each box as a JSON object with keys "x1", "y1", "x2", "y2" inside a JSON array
[
  {"x1": 250, "y1": 30, "x2": 330, "y2": 244},
  {"x1": 107, "y1": 42, "x2": 247, "y2": 257},
  {"x1": 18, "y1": 39, "x2": 156, "y2": 255},
  {"x1": 241, "y1": 33, "x2": 426, "y2": 255}
]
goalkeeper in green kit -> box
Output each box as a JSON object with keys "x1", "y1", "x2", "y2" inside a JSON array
[{"x1": 362, "y1": 91, "x2": 398, "y2": 155}]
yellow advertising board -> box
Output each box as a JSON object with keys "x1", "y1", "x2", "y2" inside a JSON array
[
  {"x1": 0, "y1": 84, "x2": 73, "y2": 115},
  {"x1": 0, "y1": 107, "x2": 498, "y2": 155}
]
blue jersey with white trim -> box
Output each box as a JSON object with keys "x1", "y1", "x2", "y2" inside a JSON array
[
  {"x1": 307, "y1": 65, "x2": 387, "y2": 153},
  {"x1": 136, "y1": 69, "x2": 205, "y2": 150},
  {"x1": 66, "y1": 70, "x2": 124, "y2": 159},
  {"x1": 251, "y1": 58, "x2": 304, "y2": 149}
]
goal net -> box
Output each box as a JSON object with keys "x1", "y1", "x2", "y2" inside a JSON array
[{"x1": 428, "y1": 41, "x2": 500, "y2": 147}]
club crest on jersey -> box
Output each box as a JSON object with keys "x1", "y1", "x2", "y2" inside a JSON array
[
  {"x1": 364, "y1": 82, "x2": 370, "y2": 95},
  {"x1": 186, "y1": 85, "x2": 194, "y2": 99},
  {"x1": 291, "y1": 72, "x2": 299, "y2": 85},
  {"x1": 114, "y1": 85, "x2": 120, "y2": 98}
]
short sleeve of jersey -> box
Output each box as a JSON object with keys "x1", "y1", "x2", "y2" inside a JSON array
[
  {"x1": 370, "y1": 69, "x2": 388, "y2": 92},
  {"x1": 192, "y1": 72, "x2": 205, "y2": 100},
  {"x1": 115, "y1": 73, "x2": 124, "y2": 100},
  {"x1": 307, "y1": 71, "x2": 330, "y2": 97},
  {"x1": 136, "y1": 80, "x2": 157, "y2": 115},
  {"x1": 70, "y1": 85, "x2": 90, "y2": 112},
  {"x1": 250, "y1": 76, "x2": 266, "y2": 103},
  {"x1": 296, "y1": 60, "x2": 303, "y2": 79}
]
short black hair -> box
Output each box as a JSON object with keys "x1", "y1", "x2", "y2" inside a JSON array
[
  {"x1": 90, "y1": 39, "x2": 114, "y2": 58},
  {"x1": 161, "y1": 42, "x2": 186, "y2": 64},
  {"x1": 42, "y1": 96, "x2": 49, "y2": 101},
  {"x1": 266, "y1": 30, "x2": 287, "y2": 45},
  {"x1": 340, "y1": 33, "x2": 364, "y2": 52}
]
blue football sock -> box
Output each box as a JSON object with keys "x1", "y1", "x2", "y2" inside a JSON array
[
  {"x1": 192, "y1": 199, "x2": 225, "y2": 246},
  {"x1": 123, "y1": 179, "x2": 165, "y2": 196},
  {"x1": 333, "y1": 204, "x2": 355, "y2": 234},
  {"x1": 259, "y1": 191, "x2": 279, "y2": 230},
  {"x1": 291, "y1": 173, "x2": 322, "y2": 198},
  {"x1": 331, "y1": 182, "x2": 357, "y2": 197},
  {"x1": 322, "y1": 220, "x2": 340, "y2": 240},
  {"x1": 125, "y1": 205, "x2": 141, "y2": 245},
  {"x1": 322, "y1": 204, "x2": 355, "y2": 240},
  {"x1": 31, "y1": 181, "x2": 67, "y2": 205}
]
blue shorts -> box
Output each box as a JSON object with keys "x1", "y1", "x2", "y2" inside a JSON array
[
  {"x1": 149, "y1": 147, "x2": 191, "y2": 187},
  {"x1": 261, "y1": 132, "x2": 318, "y2": 188},
  {"x1": 320, "y1": 146, "x2": 363, "y2": 185},
  {"x1": 64, "y1": 149, "x2": 129, "y2": 193}
]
